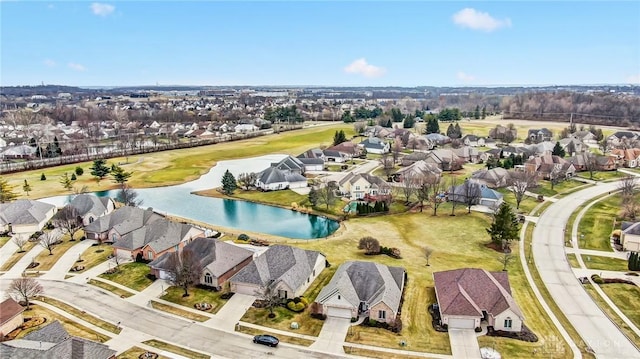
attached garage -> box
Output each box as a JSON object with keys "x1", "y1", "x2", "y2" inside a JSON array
[
  {"x1": 232, "y1": 282, "x2": 261, "y2": 296},
  {"x1": 447, "y1": 317, "x2": 476, "y2": 329},
  {"x1": 327, "y1": 306, "x2": 352, "y2": 319},
  {"x1": 157, "y1": 270, "x2": 172, "y2": 281}
]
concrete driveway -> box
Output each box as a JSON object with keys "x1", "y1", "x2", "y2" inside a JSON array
[
  {"x1": 448, "y1": 329, "x2": 481, "y2": 359},
  {"x1": 205, "y1": 293, "x2": 256, "y2": 331},
  {"x1": 309, "y1": 316, "x2": 352, "y2": 354}
]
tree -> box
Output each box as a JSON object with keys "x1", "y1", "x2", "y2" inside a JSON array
[
  {"x1": 90, "y1": 159, "x2": 111, "y2": 183},
  {"x1": 111, "y1": 165, "x2": 133, "y2": 185},
  {"x1": 618, "y1": 175, "x2": 637, "y2": 201},
  {"x1": 75, "y1": 166, "x2": 84, "y2": 176},
  {"x1": 403, "y1": 115, "x2": 415, "y2": 129},
  {"x1": 481, "y1": 106, "x2": 487, "y2": 119},
  {"x1": 54, "y1": 206, "x2": 82, "y2": 240},
  {"x1": 424, "y1": 246, "x2": 434, "y2": 266},
  {"x1": 333, "y1": 130, "x2": 347, "y2": 146},
  {"x1": 221, "y1": 170, "x2": 237, "y2": 195},
  {"x1": 255, "y1": 279, "x2": 281, "y2": 317},
  {"x1": 380, "y1": 153, "x2": 395, "y2": 179},
  {"x1": 461, "y1": 180, "x2": 482, "y2": 214},
  {"x1": 390, "y1": 108, "x2": 403, "y2": 122},
  {"x1": 111, "y1": 251, "x2": 130, "y2": 269},
  {"x1": 509, "y1": 171, "x2": 538, "y2": 210},
  {"x1": 13, "y1": 235, "x2": 28, "y2": 252},
  {"x1": 425, "y1": 117, "x2": 440, "y2": 134},
  {"x1": 449, "y1": 177, "x2": 459, "y2": 216},
  {"x1": 552, "y1": 141, "x2": 566, "y2": 157},
  {"x1": 237, "y1": 172, "x2": 257, "y2": 190},
  {"x1": 316, "y1": 180, "x2": 338, "y2": 210},
  {"x1": 165, "y1": 248, "x2": 203, "y2": 297},
  {"x1": 59, "y1": 173, "x2": 73, "y2": 192},
  {"x1": 116, "y1": 184, "x2": 144, "y2": 207},
  {"x1": 308, "y1": 186, "x2": 319, "y2": 207},
  {"x1": 549, "y1": 166, "x2": 562, "y2": 190},
  {"x1": 391, "y1": 138, "x2": 403, "y2": 164},
  {"x1": 0, "y1": 177, "x2": 18, "y2": 203},
  {"x1": 499, "y1": 251, "x2": 514, "y2": 271},
  {"x1": 41, "y1": 173, "x2": 46, "y2": 181},
  {"x1": 341, "y1": 110, "x2": 354, "y2": 123},
  {"x1": 399, "y1": 172, "x2": 417, "y2": 203},
  {"x1": 358, "y1": 236, "x2": 381, "y2": 254},
  {"x1": 474, "y1": 105, "x2": 480, "y2": 119},
  {"x1": 40, "y1": 231, "x2": 61, "y2": 255},
  {"x1": 486, "y1": 202, "x2": 520, "y2": 250},
  {"x1": 22, "y1": 179, "x2": 31, "y2": 197},
  {"x1": 429, "y1": 179, "x2": 445, "y2": 216},
  {"x1": 9, "y1": 277, "x2": 43, "y2": 310},
  {"x1": 584, "y1": 152, "x2": 598, "y2": 180}
]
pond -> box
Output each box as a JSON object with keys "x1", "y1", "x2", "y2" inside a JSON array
[{"x1": 42, "y1": 154, "x2": 340, "y2": 239}]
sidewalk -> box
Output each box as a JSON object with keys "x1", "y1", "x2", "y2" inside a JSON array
[
  {"x1": 126, "y1": 277, "x2": 170, "y2": 306},
  {"x1": 565, "y1": 247, "x2": 628, "y2": 260},
  {"x1": 41, "y1": 239, "x2": 97, "y2": 280},
  {"x1": 0, "y1": 237, "x2": 19, "y2": 269},
  {"x1": 3, "y1": 244, "x2": 46, "y2": 278},
  {"x1": 203, "y1": 293, "x2": 255, "y2": 331}
]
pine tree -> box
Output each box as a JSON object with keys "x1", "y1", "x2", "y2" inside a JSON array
[
  {"x1": 308, "y1": 187, "x2": 319, "y2": 207},
  {"x1": 486, "y1": 202, "x2": 520, "y2": 250},
  {"x1": 90, "y1": 159, "x2": 111, "y2": 183},
  {"x1": 552, "y1": 142, "x2": 566, "y2": 157},
  {"x1": 0, "y1": 177, "x2": 18, "y2": 203},
  {"x1": 60, "y1": 173, "x2": 73, "y2": 192},
  {"x1": 41, "y1": 173, "x2": 46, "y2": 181},
  {"x1": 221, "y1": 170, "x2": 237, "y2": 195},
  {"x1": 333, "y1": 130, "x2": 347, "y2": 145},
  {"x1": 22, "y1": 179, "x2": 31, "y2": 196},
  {"x1": 474, "y1": 105, "x2": 480, "y2": 119},
  {"x1": 481, "y1": 106, "x2": 487, "y2": 119}
]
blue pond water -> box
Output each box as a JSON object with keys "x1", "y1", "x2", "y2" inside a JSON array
[{"x1": 43, "y1": 155, "x2": 340, "y2": 239}]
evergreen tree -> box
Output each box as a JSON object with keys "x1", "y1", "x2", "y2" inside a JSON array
[
  {"x1": 552, "y1": 141, "x2": 566, "y2": 157},
  {"x1": 71, "y1": 173, "x2": 77, "y2": 181},
  {"x1": 90, "y1": 159, "x2": 111, "y2": 183},
  {"x1": 341, "y1": 111, "x2": 354, "y2": 123},
  {"x1": 60, "y1": 173, "x2": 73, "y2": 192},
  {"x1": 75, "y1": 167, "x2": 84, "y2": 176},
  {"x1": 486, "y1": 202, "x2": 520, "y2": 250},
  {"x1": 481, "y1": 106, "x2": 487, "y2": 119},
  {"x1": 308, "y1": 187, "x2": 319, "y2": 207},
  {"x1": 0, "y1": 177, "x2": 18, "y2": 203},
  {"x1": 426, "y1": 117, "x2": 440, "y2": 134},
  {"x1": 446, "y1": 123, "x2": 455, "y2": 138},
  {"x1": 474, "y1": 105, "x2": 480, "y2": 119},
  {"x1": 390, "y1": 108, "x2": 403, "y2": 122},
  {"x1": 111, "y1": 165, "x2": 133, "y2": 185},
  {"x1": 22, "y1": 179, "x2": 31, "y2": 196},
  {"x1": 41, "y1": 173, "x2": 46, "y2": 181},
  {"x1": 333, "y1": 130, "x2": 347, "y2": 146},
  {"x1": 221, "y1": 170, "x2": 237, "y2": 195},
  {"x1": 403, "y1": 115, "x2": 415, "y2": 129},
  {"x1": 454, "y1": 123, "x2": 462, "y2": 138}
]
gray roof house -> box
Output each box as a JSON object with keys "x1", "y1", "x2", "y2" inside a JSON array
[
  {"x1": 393, "y1": 160, "x2": 442, "y2": 183},
  {"x1": 230, "y1": 245, "x2": 326, "y2": 299},
  {"x1": 359, "y1": 137, "x2": 390, "y2": 154},
  {"x1": 448, "y1": 179, "x2": 504, "y2": 211},
  {"x1": 0, "y1": 320, "x2": 116, "y2": 359},
  {"x1": 314, "y1": 261, "x2": 405, "y2": 324},
  {"x1": 67, "y1": 194, "x2": 115, "y2": 226},
  {"x1": 621, "y1": 222, "x2": 640, "y2": 252},
  {"x1": 470, "y1": 168, "x2": 511, "y2": 188},
  {"x1": 297, "y1": 149, "x2": 325, "y2": 170},
  {"x1": 0, "y1": 199, "x2": 57, "y2": 236},
  {"x1": 83, "y1": 206, "x2": 164, "y2": 243},
  {"x1": 149, "y1": 237, "x2": 254, "y2": 288},
  {"x1": 256, "y1": 167, "x2": 308, "y2": 191}
]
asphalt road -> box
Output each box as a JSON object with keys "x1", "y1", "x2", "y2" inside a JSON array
[{"x1": 533, "y1": 181, "x2": 640, "y2": 358}]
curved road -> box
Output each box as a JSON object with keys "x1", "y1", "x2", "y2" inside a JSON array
[{"x1": 533, "y1": 182, "x2": 640, "y2": 358}]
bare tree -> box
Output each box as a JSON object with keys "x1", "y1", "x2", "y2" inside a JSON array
[
  {"x1": 391, "y1": 138, "x2": 403, "y2": 164},
  {"x1": 461, "y1": 180, "x2": 482, "y2": 214},
  {"x1": 584, "y1": 152, "x2": 598, "y2": 180},
  {"x1": 166, "y1": 248, "x2": 203, "y2": 297},
  {"x1": 117, "y1": 184, "x2": 144, "y2": 207},
  {"x1": 315, "y1": 180, "x2": 338, "y2": 210},
  {"x1": 618, "y1": 175, "x2": 638, "y2": 200},
  {"x1": 12, "y1": 235, "x2": 28, "y2": 252},
  {"x1": 621, "y1": 200, "x2": 640, "y2": 221},
  {"x1": 429, "y1": 178, "x2": 445, "y2": 216},
  {"x1": 499, "y1": 251, "x2": 514, "y2": 271},
  {"x1": 237, "y1": 172, "x2": 257, "y2": 190},
  {"x1": 53, "y1": 206, "x2": 82, "y2": 240},
  {"x1": 358, "y1": 236, "x2": 381, "y2": 254},
  {"x1": 415, "y1": 176, "x2": 431, "y2": 213},
  {"x1": 379, "y1": 153, "x2": 395, "y2": 179},
  {"x1": 548, "y1": 166, "x2": 562, "y2": 190},
  {"x1": 449, "y1": 177, "x2": 459, "y2": 216},
  {"x1": 424, "y1": 246, "x2": 434, "y2": 266},
  {"x1": 39, "y1": 231, "x2": 61, "y2": 255},
  {"x1": 255, "y1": 279, "x2": 281, "y2": 317},
  {"x1": 509, "y1": 171, "x2": 538, "y2": 210},
  {"x1": 399, "y1": 172, "x2": 417, "y2": 204},
  {"x1": 9, "y1": 276, "x2": 43, "y2": 310}
]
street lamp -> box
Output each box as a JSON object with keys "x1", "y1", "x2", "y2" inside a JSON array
[{"x1": 580, "y1": 233, "x2": 585, "y2": 248}]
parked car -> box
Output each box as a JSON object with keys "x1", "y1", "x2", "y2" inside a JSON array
[{"x1": 253, "y1": 334, "x2": 279, "y2": 347}]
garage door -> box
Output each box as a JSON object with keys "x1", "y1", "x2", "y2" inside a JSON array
[
  {"x1": 158, "y1": 270, "x2": 172, "y2": 280},
  {"x1": 448, "y1": 317, "x2": 475, "y2": 329},
  {"x1": 233, "y1": 283, "x2": 260, "y2": 296},
  {"x1": 327, "y1": 306, "x2": 352, "y2": 319}
]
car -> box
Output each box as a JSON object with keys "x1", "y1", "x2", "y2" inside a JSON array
[{"x1": 253, "y1": 334, "x2": 279, "y2": 347}]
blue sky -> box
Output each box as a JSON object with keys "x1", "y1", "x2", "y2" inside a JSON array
[{"x1": 1, "y1": 1, "x2": 639, "y2": 87}]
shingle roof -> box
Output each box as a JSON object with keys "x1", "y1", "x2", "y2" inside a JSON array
[
  {"x1": 84, "y1": 206, "x2": 163, "y2": 235},
  {"x1": 0, "y1": 298, "x2": 25, "y2": 325},
  {"x1": 434, "y1": 268, "x2": 523, "y2": 319},
  {"x1": 258, "y1": 166, "x2": 287, "y2": 184},
  {"x1": 0, "y1": 199, "x2": 55, "y2": 226},
  {"x1": 622, "y1": 222, "x2": 640, "y2": 235},
  {"x1": 113, "y1": 217, "x2": 201, "y2": 253},
  {"x1": 316, "y1": 261, "x2": 405, "y2": 315},
  {"x1": 274, "y1": 156, "x2": 305, "y2": 173},
  {"x1": 68, "y1": 194, "x2": 111, "y2": 218}
]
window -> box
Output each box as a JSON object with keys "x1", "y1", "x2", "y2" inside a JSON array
[
  {"x1": 147, "y1": 252, "x2": 154, "y2": 260},
  {"x1": 378, "y1": 310, "x2": 386, "y2": 320},
  {"x1": 204, "y1": 273, "x2": 212, "y2": 285},
  {"x1": 355, "y1": 186, "x2": 360, "y2": 190},
  {"x1": 504, "y1": 318, "x2": 512, "y2": 328},
  {"x1": 338, "y1": 295, "x2": 341, "y2": 300},
  {"x1": 89, "y1": 217, "x2": 94, "y2": 223},
  {"x1": 312, "y1": 269, "x2": 316, "y2": 276},
  {"x1": 174, "y1": 244, "x2": 179, "y2": 251},
  {"x1": 112, "y1": 233, "x2": 117, "y2": 241}
]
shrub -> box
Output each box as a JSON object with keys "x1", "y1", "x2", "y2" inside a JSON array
[
  {"x1": 368, "y1": 318, "x2": 378, "y2": 327},
  {"x1": 591, "y1": 274, "x2": 604, "y2": 284},
  {"x1": 238, "y1": 234, "x2": 250, "y2": 241},
  {"x1": 75, "y1": 167, "x2": 84, "y2": 176},
  {"x1": 475, "y1": 326, "x2": 482, "y2": 333},
  {"x1": 286, "y1": 301, "x2": 306, "y2": 312},
  {"x1": 40, "y1": 173, "x2": 46, "y2": 181},
  {"x1": 310, "y1": 313, "x2": 326, "y2": 320},
  {"x1": 299, "y1": 296, "x2": 309, "y2": 306},
  {"x1": 391, "y1": 317, "x2": 403, "y2": 333},
  {"x1": 71, "y1": 173, "x2": 77, "y2": 180},
  {"x1": 293, "y1": 297, "x2": 301, "y2": 304}
]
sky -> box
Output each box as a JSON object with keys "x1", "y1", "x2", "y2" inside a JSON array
[{"x1": 1, "y1": 1, "x2": 639, "y2": 87}]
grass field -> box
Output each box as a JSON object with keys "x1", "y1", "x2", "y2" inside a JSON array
[
  {"x1": 150, "y1": 301, "x2": 210, "y2": 322},
  {"x1": 143, "y1": 339, "x2": 210, "y2": 359},
  {"x1": 88, "y1": 279, "x2": 135, "y2": 298},
  {"x1": 18, "y1": 303, "x2": 111, "y2": 343},
  {"x1": 98, "y1": 262, "x2": 154, "y2": 291},
  {"x1": 237, "y1": 324, "x2": 315, "y2": 346},
  {"x1": 117, "y1": 347, "x2": 171, "y2": 359},
  {"x1": 578, "y1": 193, "x2": 640, "y2": 251},
  {"x1": 34, "y1": 239, "x2": 79, "y2": 271},
  {"x1": 583, "y1": 284, "x2": 640, "y2": 347},
  {"x1": 0, "y1": 236, "x2": 10, "y2": 247},
  {"x1": 160, "y1": 286, "x2": 226, "y2": 314},
  {"x1": 599, "y1": 284, "x2": 640, "y2": 331},
  {"x1": 567, "y1": 253, "x2": 580, "y2": 268},
  {"x1": 41, "y1": 297, "x2": 121, "y2": 334},
  {"x1": 582, "y1": 255, "x2": 630, "y2": 272},
  {"x1": 0, "y1": 240, "x2": 36, "y2": 271},
  {"x1": 74, "y1": 243, "x2": 112, "y2": 272},
  {"x1": 530, "y1": 179, "x2": 585, "y2": 198},
  {"x1": 575, "y1": 171, "x2": 627, "y2": 182}
]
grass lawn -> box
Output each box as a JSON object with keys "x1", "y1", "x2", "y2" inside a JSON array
[
  {"x1": 34, "y1": 239, "x2": 79, "y2": 271},
  {"x1": 74, "y1": 243, "x2": 112, "y2": 272},
  {"x1": 578, "y1": 193, "x2": 639, "y2": 251},
  {"x1": 150, "y1": 301, "x2": 210, "y2": 322},
  {"x1": 575, "y1": 171, "x2": 626, "y2": 182},
  {"x1": 18, "y1": 303, "x2": 111, "y2": 343},
  {"x1": 160, "y1": 286, "x2": 226, "y2": 314},
  {"x1": 567, "y1": 253, "x2": 580, "y2": 268},
  {"x1": 41, "y1": 297, "x2": 121, "y2": 334},
  {"x1": 599, "y1": 283, "x2": 640, "y2": 331},
  {"x1": 583, "y1": 284, "x2": 640, "y2": 347},
  {"x1": 0, "y1": 240, "x2": 37, "y2": 271},
  {"x1": 237, "y1": 324, "x2": 315, "y2": 346},
  {"x1": 497, "y1": 188, "x2": 539, "y2": 215},
  {"x1": 581, "y1": 255, "x2": 630, "y2": 272},
  {"x1": 98, "y1": 262, "x2": 154, "y2": 291},
  {"x1": 344, "y1": 346, "x2": 426, "y2": 359},
  {"x1": 143, "y1": 339, "x2": 210, "y2": 359},
  {"x1": 241, "y1": 305, "x2": 325, "y2": 337},
  {"x1": 117, "y1": 347, "x2": 171, "y2": 359},
  {"x1": 88, "y1": 279, "x2": 135, "y2": 298},
  {"x1": 0, "y1": 236, "x2": 10, "y2": 247},
  {"x1": 530, "y1": 179, "x2": 585, "y2": 198}
]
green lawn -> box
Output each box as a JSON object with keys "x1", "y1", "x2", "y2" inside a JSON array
[
  {"x1": 241, "y1": 306, "x2": 325, "y2": 337},
  {"x1": 150, "y1": 301, "x2": 210, "y2": 322},
  {"x1": 160, "y1": 286, "x2": 226, "y2": 314},
  {"x1": 74, "y1": 243, "x2": 112, "y2": 273},
  {"x1": 575, "y1": 171, "x2": 626, "y2": 182},
  {"x1": 34, "y1": 239, "x2": 79, "y2": 271},
  {"x1": 578, "y1": 193, "x2": 640, "y2": 251},
  {"x1": 530, "y1": 179, "x2": 585, "y2": 197},
  {"x1": 600, "y1": 284, "x2": 640, "y2": 331},
  {"x1": 497, "y1": 188, "x2": 539, "y2": 215},
  {"x1": 0, "y1": 236, "x2": 10, "y2": 247},
  {"x1": 0, "y1": 240, "x2": 36, "y2": 271},
  {"x1": 98, "y1": 262, "x2": 154, "y2": 291},
  {"x1": 142, "y1": 339, "x2": 210, "y2": 359},
  {"x1": 583, "y1": 284, "x2": 640, "y2": 347},
  {"x1": 582, "y1": 255, "x2": 630, "y2": 272},
  {"x1": 41, "y1": 297, "x2": 121, "y2": 334},
  {"x1": 19, "y1": 304, "x2": 111, "y2": 343},
  {"x1": 117, "y1": 347, "x2": 171, "y2": 359},
  {"x1": 88, "y1": 279, "x2": 134, "y2": 298},
  {"x1": 237, "y1": 324, "x2": 314, "y2": 346},
  {"x1": 567, "y1": 253, "x2": 580, "y2": 268}
]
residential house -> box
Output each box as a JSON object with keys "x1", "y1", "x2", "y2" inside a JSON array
[
  {"x1": 149, "y1": 237, "x2": 253, "y2": 288},
  {"x1": 112, "y1": 217, "x2": 204, "y2": 261},
  {"x1": 423, "y1": 149, "x2": 464, "y2": 171},
  {"x1": 234, "y1": 124, "x2": 259, "y2": 133},
  {"x1": 567, "y1": 153, "x2": 617, "y2": 172},
  {"x1": 425, "y1": 133, "x2": 451, "y2": 146},
  {"x1": 401, "y1": 151, "x2": 429, "y2": 166},
  {"x1": 297, "y1": 149, "x2": 325, "y2": 171},
  {"x1": 527, "y1": 128, "x2": 553, "y2": 143},
  {"x1": 480, "y1": 148, "x2": 503, "y2": 163},
  {"x1": 338, "y1": 172, "x2": 392, "y2": 201},
  {"x1": 461, "y1": 135, "x2": 485, "y2": 147},
  {"x1": 621, "y1": 222, "x2": 640, "y2": 252},
  {"x1": 406, "y1": 136, "x2": 434, "y2": 151},
  {"x1": 325, "y1": 141, "x2": 360, "y2": 160},
  {"x1": 256, "y1": 156, "x2": 308, "y2": 191},
  {"x1": 452, "y1": 146, "x2": 480, "y2": 164},
  {"x1": 607, "y1": 131, "x2": 638, "y2": 147},
  {"x1": 470, "y1": 168, "x2": 511, "y2": 188},
  {"x1": 524, "y1": 154, "x2": 576, "y2": 180},
  {"x1": 67, "y1": 194, "x2": 116, "y2": 226},
  {"x1": 559, "y1": 137, "x2": 586, "y2": 156},
  {"x1": 0, "y1": 298, "x2": 24, "y2": 338},
  {"x1": 83, "y1": 206, "x2": 164, "y2": 243},
  {"x1": 322, "y1": 150, "x2": 349, "y2": 163},
  {"x1": 571, "y1": 130, "x2": 597, "y2": 144},
  {"x1": 434, "y1": 268, "x2": 524, "y2": 331},
  {"x1": 611, "y1": 148, "x2": 640, "y2": 168},
  {"x1": 314, "y1": 261, "x2": 405, "y2": 324},
  {"x1": 393, "y1": 161, "x2": 442, "y2": 183},
  {"x1": 230, "y1": 245, "x2": 326, "y2": 299},
  {"x1": 359, "y1": 137, "x2": 390, "y2": 154},
  {"x1": 488, "y1": 125, "x2": 517, "y2": 143},
  {"x1": 448, "y1": 180, "x2": 504, "y2": 210},
  {"x1": 0, "y1": 320, "x2": 116, "y2": 359},
  {"x1": 0, "y1": 199, "x2": 57, "y2": 238},
  {"x1": 0, "y1": 145, "x2": 37, "y2": 160}
]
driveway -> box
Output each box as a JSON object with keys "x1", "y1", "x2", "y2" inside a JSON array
[
  {"x1": 533, "y1": 181, "x2": 640, "y2": 358},
  {"x1": 309, "y1": 316, "x2": 351, "y2": 354},
  {"x1": 204, "y1": 293, "x2": 256, "y2": 331},
  {"x1": 40, "y1": 239, "x2": 97, "y2": 280},
  {"x1": 448, "y1": 329, "x2": 481, "y2": 359}
]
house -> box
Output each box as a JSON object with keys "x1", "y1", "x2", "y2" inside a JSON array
[
  {"x1": 256, "y1": 156, "x2": 308, "y2": 191},
  {"x1": 527, "y1": 128, "x2": 553, "y2": 143},
  {"x1": 567, "y1": 153, "x2": 617, "y2": 172},
  {"x1": 230, "y1": 245, "x2": 326, "y2": 299},
  {"x1": 461, "y1": 135, "x2": 485, "y2": 147},
  {"x1": 452, "y1": 146, "x2": 480, "y2": 164},
  {"x1": 149, "y1": 237, "x2": 254, "y2": 288},
  {"x1": 480, "y1": 148, "x2": 503, "y2": 163},
  {"x1": 326, "y1": 141, "x2": 360, "y2": 159},
  {"x1": 524, "y1": 154, "x2": 576, "y2": 180},
  {"x1": 0, "y1": 298, "x2": 24, "y2": 338},
  {"x1": 0, "y1": 145, "x2": 37, "y2": 160},
  {"x1": 571, "y1": 130, "x2": 597, "y2": 144},
  {"x1": 425, "y1": 133, "x2": 451, "y2": 146},
  {"x1": 621, "y1": 222, "x2": 640, "y2": 252},
  {"x1": 607, "y1": 131, "x2": 638, "y2": 146},
  {"x1": 489, "y1": 125, "x2": 517, "y2": 143},
  {"x1": 448, "y1": 180, "x2": 504, "y2": 210},
  {"x1": 314, "y1": 261, "x2": 405, "y2": 323},
  {"x1": 234, "y1": 124, "x2": 259, "y2": 133},
  {"x1": 359, "y1": 137, "x2": 390, "y2": 154},
  {"x1": 611, "y1": 148, "x2": 640, "y2": 168},
  {"x1": 0, "y1": 199, "x2": 57, "y2": 237},
  {"x1": 0, "y1": 320, "x2": 116, "y2": 359},
  {"x1": 423, "y1": 149, "x2": 464, "y2": 171},
  {"x1": 67, "y1": 194, "x2": 116, "y2": 226},
  {"x1": 322, "y1": 150, "x2": 349, "y2": 163},
  {"x1": 84, "y1": 206, "x2": 164, "y2": 243},
  {"x1": 406, "y1": 136, "x2": 434, "y2": 151},
  {"x1": 559, "y1": 137, "x2": 586, "y2": 156},
  {"x1": 297, "y1": 149, "x2": 325, "y2": 170},
  {"x1": 470, "y1": 168, "x2": 511, "y2": 188},
  {"x1": 433, "y1": 268, "x2": 524, "y2": 332},
  {"x1": 338, "y1": 172, "x2": 391, "y2": 201},
  {"x1": 393, "y1": 160, "x2": 442, "y2": 183},
  {"x1": 112, "y1": 217, "x2": 204, "y2": 261}
]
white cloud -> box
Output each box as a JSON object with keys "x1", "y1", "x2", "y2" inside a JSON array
[
  {"x1": 626, "y1": 74, "x2": 640, "y2": 84},
  {"x1": 344, "y1": 58, "x2": 386, "y2": 78},
  {"x1": 68, "y1": 63, "x2": 87, "y2": 72},
  {"x1": 452, "y1": 8, "x2": 511, "y2": 32},
  {"x1": 43, "y1": 59, "x2": 56, "y2": 67},
  {"x1": 456, "y1": 71, "x2": 476, "y2": 82},
  {"x1": 90, "y1": 2, "x2": 115, "y2": 17}
]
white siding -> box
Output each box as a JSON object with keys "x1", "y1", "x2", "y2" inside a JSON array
[{"x1": 493, "y1": 309, "x2": 523, "y2": 332}]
